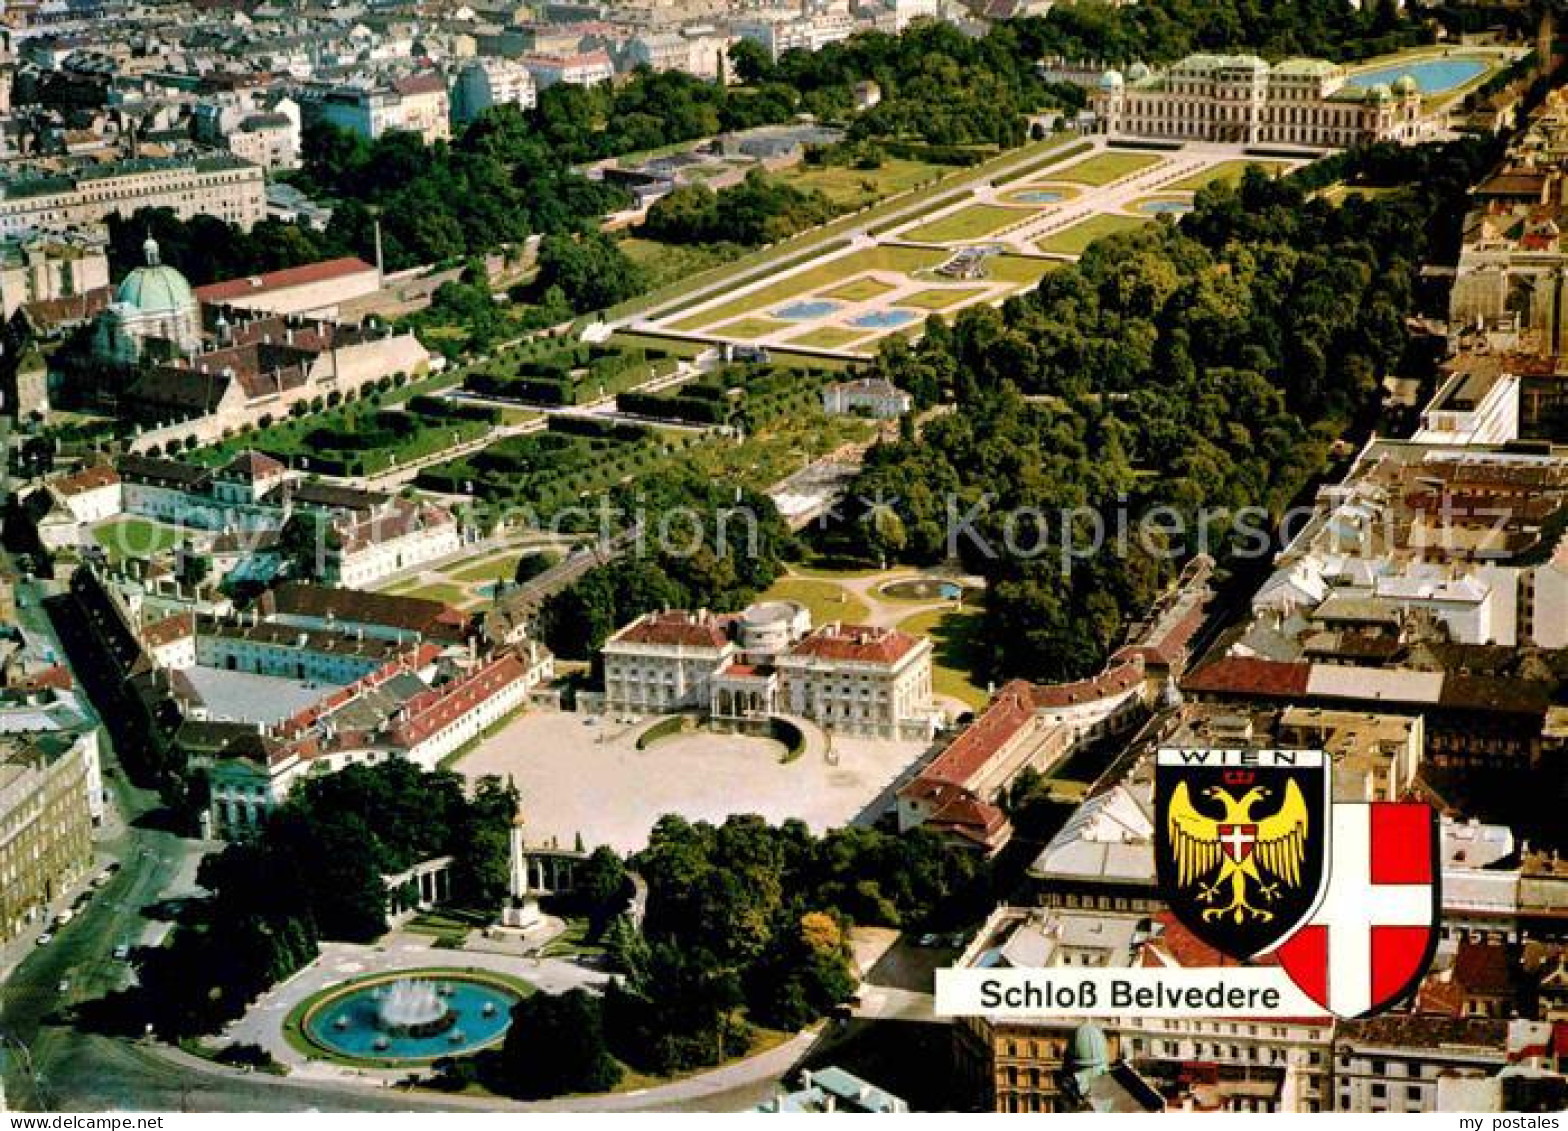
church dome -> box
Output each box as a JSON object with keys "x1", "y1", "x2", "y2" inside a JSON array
[
  {"x1": 115, "y1": 237, "x2": 195, "y2": 315},
  {"x1": 1065, "y1": 1023, "x2": 1111, "y2": 1075}
]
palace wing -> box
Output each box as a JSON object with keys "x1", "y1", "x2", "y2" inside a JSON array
[
  {"x1": 1254, "y1": 779, "x2": 1309, "y2": 887},
  {"x1": 1167, "y1": 781, "x2": 1222, "y2": 887}
]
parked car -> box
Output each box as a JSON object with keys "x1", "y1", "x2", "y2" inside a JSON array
[
  {"x1": 56, "y1": 979, "x2": 70, "y2": 994},
  {"x1": 35, "y1": 932, "x2": 53, "y2": 946},
  {"x1": 112, "y1": 943, "x2": 130, "y2": 961}
]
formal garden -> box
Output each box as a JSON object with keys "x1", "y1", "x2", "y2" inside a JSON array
[{"x1": 463, "y1": 339, "x2": 682, "y2": 407}]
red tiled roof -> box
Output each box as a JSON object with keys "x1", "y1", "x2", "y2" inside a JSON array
[
  {"x1": 908, "y1": 680, "x2": 1037, "y2": 792},
  {"x1": 50, "y1": 464, "x2": 119, "y2": 496},
  {"x1": 21, "y1": 284, "x2": 112, "y2": 330},
  {"x1": 1454, "y1": 940, "x2": 1515, "y2": 997},
  {"x1": 194, "y1": 258, "x2": 377, "y2": 304},
  {"x1": 16, "y1": 665, "x2": 73, "y2": 692},
  {"x1": 787, "y1": 623, "x2": 921, "y2": 666},
  {"x1": 263, "y1": 582, "x2": 468, "y2": 641},
  {"x1": 142, "y1": 612, "x2": 195, "y2": 649},
  {"x1": 1030, "y1": 657, "x2": 1144, "y2": 708},
  {"x1": 1181, "y1": 656, "x2": 1312, "y2": 699},
  {"x1": 612, "y1": 610, "x2": 731, "y2": 649},
  {"x1": 387, "y1": 653, "x2": 529, "y2": 748},
  {"x1": 392, "y1": 72, "x2": 447, "y2": 96},
  {"x1": 219, "y1": 449, "x2": 286, "y2": 480}
]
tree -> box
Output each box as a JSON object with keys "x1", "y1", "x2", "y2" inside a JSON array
[
  {"x1": 728, "y1": 38, "x2": 774, "y2": 85},
  {"x1": 498, "y1": 989, "x2": 622, "y2": 1098},
  {"x1": 573, "y1": 846, "x2": 630, "y2": 929},
  {"x1": 535, "y1": 232, "x2": 648, "y2": 313}
]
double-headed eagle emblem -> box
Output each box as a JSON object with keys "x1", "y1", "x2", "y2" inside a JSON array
[{"x1": 1167, "y1": 780, "x2": 1310, "y2": 924}]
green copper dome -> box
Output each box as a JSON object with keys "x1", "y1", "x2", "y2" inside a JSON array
[
  {"x1": 115, "y1": 237, "x2": 195, "y2": 314},
  {"x1": 1065, "y1": 1023, "x2": 1110, "y2": 1075}
]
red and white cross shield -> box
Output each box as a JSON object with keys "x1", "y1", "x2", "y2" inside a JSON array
[
  {"x1": 1269, "y1": 802, "x2": 1439, "y2": 1019},
  {"x1": 1217, "y1": 823, "x2": 1258, "y2": 862}
]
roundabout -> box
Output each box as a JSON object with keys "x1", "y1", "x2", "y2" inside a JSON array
[{"x1": 289, "y1": 968, "x2": 530, "y2": 1066}]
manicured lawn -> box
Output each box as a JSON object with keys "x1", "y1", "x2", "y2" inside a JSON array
[
  {"x1": 901, "y1": 286, "x2": 987, "y2": 310},
  {"x1": 1056, "y1": 150, "x2": 1162, "y2": 186},
  {"x1": 901, "y1": 203, "x2": 1029, "y2": 244},
  {"x1": 774, "y1": 157, "x2": 941, "y2": 207},
  {"x1": 984, "y1": 254, "x2": 1062, "y2": 287},
  {"x1": 538, "y1": 917, "x2": 607, "y2": 959},
  {"x1": 1035, "y1": 213, "x2": 1148, "y2": 257},
  {"x1": 897, "y1": 606, "x2": 990, "y2": 711},
  {"x1": 607, "y1": 331, "x2": 706, "y2": 358},
  {"x1": 1167, "y1": 159, "x2": 1290, "y2": 192},
  {"x1": 712, "y1": 316, "x2": 791, "y2": 340},
  {"x1": 668, "y1": 246, "x2": 945, "y2": 331},
  {"x1": 383, "y1": 581, "x2": 473, "y2": 606},
  {"x1": 822, "y1": 276, "x2": 898, "y2": 302},
  {"x1": 449, "y1": 554, "x2": 521, "y2": 584},
  {"x1": 619, "y1": 237, "x2": 742, "y2": 291},
  {"x1": 758, "y1": 577, "x2": 871, "y2": 626},
  {"x1": 92, "y1": 518, "x2": 185, "y2": 561},
  {"x1": 785, "y1": 326, "x2": 874, "y2": 350},
  {"x1": 1317, "y1": 183, "x2": 1400, "y2": 205}
]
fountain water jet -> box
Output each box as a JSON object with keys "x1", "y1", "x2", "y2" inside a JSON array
[{"x1": 377, "y1": 979, "x2": 456, "y2": 1039}]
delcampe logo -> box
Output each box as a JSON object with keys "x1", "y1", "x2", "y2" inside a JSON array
[{"x1": 1156, "y1": 748, "x2": 1440, "y2": 1020}]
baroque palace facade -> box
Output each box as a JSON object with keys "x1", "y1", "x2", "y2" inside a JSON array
[{"x1": 1091, "y1": 55, "x2": 1424, "y2": 147}]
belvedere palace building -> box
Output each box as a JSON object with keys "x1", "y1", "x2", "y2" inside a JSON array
[
  {"x1": 600, "y1": 604, "x2": 936, "y2": 740},
  {"x1": 1091, "y1": 55, "x2": 1424, "y2": 148}
]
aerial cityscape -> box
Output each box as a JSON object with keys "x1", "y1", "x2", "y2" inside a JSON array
[{"x1": 0, "y1": 0, "x2": 1565, "y2": 1117}]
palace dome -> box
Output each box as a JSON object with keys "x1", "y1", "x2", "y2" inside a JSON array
[
  {"x1": 1364, "y1": 82, "x2": 1393, "y2": 104},
  {"x1": 115, "y1": 237, "x2": 195, "y2": 315},
  {"x1": 1391, "y1": 73, "x2": 1419, "y2": 96},
  {"x1": 1065, "y1": 1023, "x2": 1111, "y2": 1075},
  {"x1": 1099, "y1": 69, "x2": 1124, "y2": 89}
]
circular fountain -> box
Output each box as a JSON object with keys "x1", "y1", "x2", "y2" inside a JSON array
[
  {"x1": 377, "y1": 978, "x2": 456, "y2": 1039},
  {"x1": 296, "y1": 972, "x2": 526, "y2": 1063}
]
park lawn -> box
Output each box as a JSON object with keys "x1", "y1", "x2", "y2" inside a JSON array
[
  {"x1": 759, "y1": 577, "x2": 871, "y2": 626},
  {"x1": 619, "y1": 237, "x2": 742, "y2": 291},
  {"x1": 822, "y1": 276, "x2": 898, "y2": 302},
  {"x1": 1167, "y1": 159, "x2": 1290, "y2": 192},
  {"x1": 607, "y1": 331, "x2": 705, "y2": 358},
  {"x1": 985, "y1": 254, "x2": 1063, "y2": 287},
  {"x1": 901, "y1": 286, "x2": 987, "y2": 310},
  {"x1": 1056, "y1": 150, "x2": 1162, "y2": 186},
  {"x1": 1317, "y1": 182, "x2": 1401, "y2": 205},
  {"x1": 897, "y1": 607, "x2": 990, "y2": 711},
  {"x1": 785, "y1": 326, "x2": 874, "y2": 350},
  {"x1": 775, "y1": 157, "x2": 941, "y2": 207},
  {"x1": 449, "y1": 554, "x2": 521, "y2": 584},
  {"x1": 901, "y1": 203, "x2": 1029, "y2": 244},
  {"x1": 1035, "y1": 213, "x2": 1148, "y2": 257},
  {"x1": 92, "y1": 518, "x2": 185, "y2": 561},
  {"x1": 712, "y1": 316, "x2": 791, "y2": 340},
  {"x1": 668, "y1": 246, "x2": 945, "y2": 331},
  {"x1": 382, "y1": 581, "x2": 474, "y2": 606}
]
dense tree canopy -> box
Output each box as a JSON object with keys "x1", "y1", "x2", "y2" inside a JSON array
[
  {"x1": 826, "y1": 139, "x2": 1500, "y2": 684},
  {"x1": 643, "y1": 171, "x2": 839, "y2": 247},
  {"x1": 134, "y1": 762, "x2": 518, "y2": 1037},
  {"x1": 537, "y1": 469, "x2": 795, "y2": 659}
]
